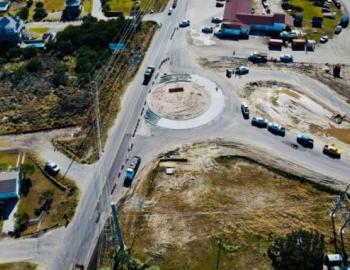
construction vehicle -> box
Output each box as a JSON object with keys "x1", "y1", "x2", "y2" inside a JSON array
[
  {"x1": 323, "y1": 144, "x2": 341, "y2": 159},
  {"x1": 124, "y1": 156, "x2": 141, "y2": 187},
  {"x1": 143, "y1": 65, "x2": 155, "y2": 85}
]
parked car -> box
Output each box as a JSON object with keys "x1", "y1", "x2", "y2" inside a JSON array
[
  {"x1": 280, "y1": 54, "x2": 293, "y2": 63},
  {"x1": 323, "y1": 144, "x2": 341, "y2": 158},
  {"x1": 251, "y1": 117, "x2": 269, "y2": 128},
  {"x1": 211, "y1": 17, "x2": 222, "y2": 23},
  {"x1": 320, "y1": 35, "x2": 329, "y2": 43},
  {"x1": 248, "y1": 52, "x2": 268, "y2": 63},
  {"x1": 280, "y1": 31, "x2": 298, "y2": 40},
  {"x1": 42, "y1": 32, "x2": 54, "y2": 41},
  {"x1": 235, "y1": 66, "x2": 249, "y2": 75},
  {"x1": 267, "y1": 123, "x2": 286, "y2": 137},
  {"x1": 296, "y1": 134, "x2": 314, "y2": 148},
  {"x1": 241, "y1": 102, "x2": 250, "y2": 119},
  {"x1": 335, "y1": 25, "x2": 342, "y2": 34},
  {"x1": 179, "y1": 20, "x2": 190, "y2": 27},
  {"x1": 324, "y1": 12, "x2": 336, "y2": 19},
  {"x1": 202, "y1": 26, "x2": 214, "y2": 33},
  {"x1": 322, "y1": 7, "x2": 331, "y2": 12},
  {"x1": 226, "y1": 69, "x2": 232, "y2": 78},
  {"x1": 216, "y1": 2, "x2": 224, "y2": 7},
  {"x1": 44, "y1": 160, "x2": 60, "y2": 175}
]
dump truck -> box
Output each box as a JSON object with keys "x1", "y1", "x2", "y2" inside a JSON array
[{"x1": 143, "y1": 65, "x2": 155, "y2": 85}]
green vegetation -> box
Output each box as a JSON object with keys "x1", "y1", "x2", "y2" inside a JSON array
[
  {"x1": 268, "y1": 230, "x2": 325, "y2": 270},
  {"x1": 33, "y1": 1, "x2": 48, "y2": 21},
  {"x1": 0, "y1": 262, "x2": 37, "y2": 270},
  {"x1": 119, "y1": 156, "x2": 349, "y2": 270},
  {"x1": 103, "y1": 0, "x2": 168, "y2": 15},
  {"x1": 28, "y1": 26, "x2": 49, "y2": 37},
  {"x1": 43, "y1": 0, "x2": 64, "y2": 12},
  {"x1": 282, "y1": 0, "x2": 342, "y2": 41},
  {"x1": 0, "y1": 150, "x2": 78, "y2": 236}
]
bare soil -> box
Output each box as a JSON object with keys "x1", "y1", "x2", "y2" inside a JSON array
[{"x1": 119, "y1": 142, "x2": 349, "y2": 270}]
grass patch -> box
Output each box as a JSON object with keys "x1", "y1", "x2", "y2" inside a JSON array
[
  {"x1": 43, "y1": 0, "x2": 65, "y2": 12},
  {"x1": 107, "y1": 0, "x2": 168, "y2": 14},
  {"x1": 0, "y1": 262, "x2": 37, "y2": 270},
  {"x1": 17, "y1": 154, "x2": 78, "y2": 234},
  {"x1": 83, "y1": 0, "x2": 92, "y2": 13},
  {"x1": 28, "y1": 27, "x2": 49, "y2": 38},
  {"x1": 285, "y1": 0, "x2": 342, "y2": 41},
  {"x1": 120, "y1": 155, "x2": 347, "y2": 269},
  {"x1": 0, "y1": 150, "x2": 78, "y2": 235}
]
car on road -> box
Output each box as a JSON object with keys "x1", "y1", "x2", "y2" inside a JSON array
[
  {"x1": 211, "y1": 17, "x2": 222, "y2": 23},
  {"x1": 241, "y1": 102, "x2": 249, "y2": 119},
  {"x1": 251, "y1": 117, "x2": 269, "y2": 128},
  {"x1": 320, "y1": 35, "x2": 329, "y2": 43},
  {"x1": 296, "y1": 134, "x2": 314, "y2": 148},
  {"x1": 216, "y1": 2, "x2": 224, "y2": 7},
  {"x1": 323, "y1": 144, "x2": 341, "y2": 159},
  {"x1": 280, "y1": 54, "x2": 293, "y2": 63},
  {"x1": 179, "y1": 20, "x2": 190, "y2": 27},
  {"x1": 235, "y1": 66, "x2": 249, "y2": 75},
  {"x1": 143, "y1": 65, "x2": 155, "y2": 85},
  {"x1": 45, "y1": 160, "x2": 60, "y2": 176},
  {"x1": 267, "y1": 123, "x2": 286, "y2": 137},
  {"x1": 335, "y1": 25, "x2": 342, "y2": 34},
  {"x1": 202, "y1": 26, "x2": 214, "y2": 34},
  {"x1": 168, "y1": 8, "x2": 173, "y2": 15}
]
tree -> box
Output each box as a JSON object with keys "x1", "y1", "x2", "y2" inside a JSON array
[
  {"x1": 268, "y1": 230, "x2": 325, "y2": 270},
  {"x1": 16, "y1": 7, "x2": 29, "y2": 20},
  {"x1": 33, "y1": 2, "x2": 47, "y2": 21},
  {"x1": 14, "y1": 212, "x2": 30, "y2": 236},
  {"x1": 26, "y1": 0, "x2": 33, "y2": 8}
]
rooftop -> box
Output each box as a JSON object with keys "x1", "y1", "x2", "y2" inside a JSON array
[{"x1": 0, "y1": 171, "x2": 19, "y2": 195}]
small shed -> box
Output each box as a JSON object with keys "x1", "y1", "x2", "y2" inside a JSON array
[
  {"x1": 0, "y1": 171, "x2": 20, "y2": 200},
  {"x1": 312, "y1": 16, "x2": 323, "y2": 28}
]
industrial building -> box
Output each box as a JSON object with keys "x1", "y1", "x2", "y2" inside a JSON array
[{"x1": 216, "y1": 0, "x2": 293, "y2": 38}]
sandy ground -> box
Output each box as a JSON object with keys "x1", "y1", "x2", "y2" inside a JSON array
[
  {"x1": 239, "y1": 81, "x2": 350, "y2": 148},
  {"x1": 119, "y1": 141, "x2": 349, "y2": 270},
  {"x1": 148, "y1": 81, "x2": 210, "y2": 120}
]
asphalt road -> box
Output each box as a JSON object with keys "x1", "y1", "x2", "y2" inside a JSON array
[{"x1": 0, "y1": 0, "x2": 350, "y2": 269}]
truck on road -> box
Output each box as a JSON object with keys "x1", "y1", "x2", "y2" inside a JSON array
[
  {"x1": 124, "y1": 156, "x2": 141, "y2": 187},
  {"x1": 143, "y1": 65, "x2": 155, "y2": 85}
]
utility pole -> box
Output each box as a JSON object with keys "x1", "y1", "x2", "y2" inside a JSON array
[{"x1": 111, "y1": 202, "x2": 125, "y2": 251}]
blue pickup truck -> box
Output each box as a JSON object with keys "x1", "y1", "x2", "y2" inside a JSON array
[{"x1": 124, "y1": 156, "x2": 141, "y2": 187}]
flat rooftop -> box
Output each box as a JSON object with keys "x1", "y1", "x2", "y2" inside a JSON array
[{"x1": 0, "y1": 171, "x2": 19, "y2": 194}]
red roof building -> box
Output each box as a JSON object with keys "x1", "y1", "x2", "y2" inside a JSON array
[{"x1": 222, "y1": 0, "x2": 292, "y2": 30}]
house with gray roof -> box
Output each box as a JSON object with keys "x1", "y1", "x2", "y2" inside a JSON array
[
  {"x1": 0, "y1": 16, "x2": 26, "y2": 45},
  {"x1": 0, "y1": 171, "x2": 20, "y2": 200}
]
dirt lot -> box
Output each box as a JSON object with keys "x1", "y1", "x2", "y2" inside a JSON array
[
  {"x1": 199, "y1": 57, "x2": 350, "y2": 104},
  {"x1": 239, "y1": 80, "x2": 350, "y2": 147},
  {"x1": 119, "y1": 142, "x2": 349, "y2": 270}
]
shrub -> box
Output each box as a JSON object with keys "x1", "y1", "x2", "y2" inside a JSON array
[
  {"x1": 26, "y1": 0, "x2": 33, "y2": 8},
  {"x1": 52, "y1": 64, "x2": 68, "y2": 87},
  {"x1": 14, "y1": 212, "x2": 30, "y2": 236},
  {"x1": 268, "y1": 229, "x2": 325, "y2": 270},
  {"x1": 26, "y1": 57, "x2": 42, "y2": 72},
  {"x1": 33, "y1": 3, "x2": 47, "y2": 21},
  {"x1": 22, "y1": 47, "x2": 38, "y2": 60}
]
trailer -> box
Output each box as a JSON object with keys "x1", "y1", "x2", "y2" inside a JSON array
[
  {"x1": 268, "y1": 39, "x2": 283, "y2": 49},
  {"x1": 292, "y1": 39, "x2": 306, "y2": 50}
]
